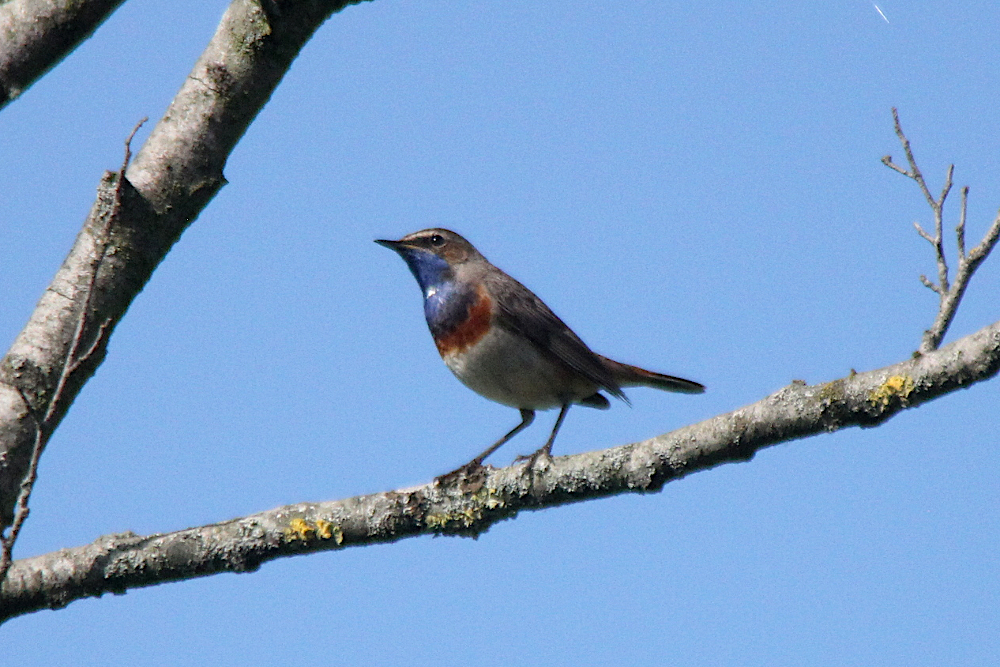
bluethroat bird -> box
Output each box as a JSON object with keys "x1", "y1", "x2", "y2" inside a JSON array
[{"x1": 376, "y1": 228, "x2": 704, "y2": 475}]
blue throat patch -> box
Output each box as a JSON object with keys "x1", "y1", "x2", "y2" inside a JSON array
[
  {"x1": 398, "y1": 247, "x2": 450, "y2": 295},
  {"x1": 396, "y1": 248, "x2": 476, "y2": 338}
]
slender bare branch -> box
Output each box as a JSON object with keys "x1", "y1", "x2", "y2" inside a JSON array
[
  {"x1": 882, "y1": 108, "x2": 938, "y2": 209},
  {"x1": 918, "y1": 274, "x2": 941, "y2": 295},
  {"x1": 883, "y1": 108, "x2": 1000, "y2": 353},
  {"x1": 2, "y1": 317, "x2": 997, "y2": 623},
  {"x1": 965, "y1": 208, "x2": 1000, "y2": 266},
  {"x1": 933, "y1": 165, "x2": 954, "y2": 293},
  {"x1": 913, "y1": 221, "x2": 936, "y2": 245},
  {"x1": 0, "y1": 120, "x2": 144, "y2": 584},
  {"x1": 0, "y1": 0, "x2": 126, "y2": 110},
  {"x1": 0, "y1": 389, "x2": 42, "y2": 584},
  {"x1": 956, "y1": 187, "x2": 968, "y2": 257},
  {"x1": 881, "y1": 159, "x2": 910, "y2": 178}
]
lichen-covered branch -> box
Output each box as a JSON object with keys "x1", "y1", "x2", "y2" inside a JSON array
[
  {"x1": 882, "y1": 108, "x2": 1000, "y2": 353},
  {"x1": 0, "y1": 0, "x2": 371, "y2": 534},
  {"x1": 3, "y1": 318, "x2": 997, "y2": 623},
  {"x1": 0, "y1": 0, "x2": 127, "y2": 110}
]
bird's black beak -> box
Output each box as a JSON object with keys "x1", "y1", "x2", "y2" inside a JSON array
[{"x1": 375, "y1": 238, "x2": 401, "y2": 249}]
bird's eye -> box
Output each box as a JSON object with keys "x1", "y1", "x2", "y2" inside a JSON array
[{"x1": 429, "y1": 234, "x2": 445, "y2": 247}]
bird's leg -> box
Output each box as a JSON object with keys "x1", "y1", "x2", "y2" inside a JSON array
[
  {"x1": 519, "y1": 403, "x2": 570, "y2": 470},
  {"x1": 469, "y1": 408, "x2": 536, "y2": 466},
  {"x1": 436, "y1": 409, "x2": 535, "y2": 482}
]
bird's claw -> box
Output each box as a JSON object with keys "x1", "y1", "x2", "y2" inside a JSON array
[
  {"x1": 515, "y1": 447, "x2": 552, "y2": 471},
  {"x1": 434, "y1": 460, "x2": 486, "y2": 487}
]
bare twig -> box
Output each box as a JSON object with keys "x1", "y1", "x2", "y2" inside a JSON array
[
  {"x1": 882, "y1": 108, "x2": 1000, "y2": 353},
  {"x1": 0, "y1": 390, "x2": 43, "y2": 582},
  {"x1": 957, "y1": 187, "x2": 968, "y2": 258},
  {"x1": 45, "y1": 121, "x2": 143, "y2": 422},
  {"x1": 0, "y1": 121, "x2": 142, "y2": 584}
]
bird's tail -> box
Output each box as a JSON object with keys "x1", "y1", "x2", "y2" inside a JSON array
[{"x1": 599, "y1": 355, "x2": 705, "y2": 394}]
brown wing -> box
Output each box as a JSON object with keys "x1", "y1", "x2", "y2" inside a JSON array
[{"x1": 484, "y1": 268, "x2": 627, "y2": 402}]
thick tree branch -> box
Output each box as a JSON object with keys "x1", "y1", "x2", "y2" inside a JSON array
[
  {"x1": 0, "y1": 0, "x2": 126, "y2": 110},
  {"x1": 0, "y1": 0, "x2": 370, "y2": 533},
  {"x1": 3, "y1": 318, "x2": 997, "y2": 622},
  {"x1": 882, "y1": 108, "x2": 1000, "y2": 353}
]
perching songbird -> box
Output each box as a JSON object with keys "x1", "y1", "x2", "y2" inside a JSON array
[{"x1": 376, "y1": 228, "x2": 704, "y2": 474}]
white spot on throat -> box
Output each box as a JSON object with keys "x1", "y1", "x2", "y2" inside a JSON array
[{"x1": 425, "y1": 285, "x2": 438, "y2": 298}]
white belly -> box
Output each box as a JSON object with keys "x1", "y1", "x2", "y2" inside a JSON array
[{"x1": 441, "y1": 325, "x2": 597, "y2": 410}]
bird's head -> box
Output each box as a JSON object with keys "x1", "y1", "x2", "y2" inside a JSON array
[{"x1": 376, "y1": 228, "x2": 481, "y2": 296}]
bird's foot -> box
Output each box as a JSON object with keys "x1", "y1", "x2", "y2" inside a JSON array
[
  {"x1": 514, "y1": 446, "x2": 552, "y2": 472},
  {"x1": 434, "y1": 459, "x2": 487, "y2": 487}
]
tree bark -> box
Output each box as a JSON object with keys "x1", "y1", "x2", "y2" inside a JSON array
[{"x1": 0, "y1": 0, "x2": 127, "y2": 109}]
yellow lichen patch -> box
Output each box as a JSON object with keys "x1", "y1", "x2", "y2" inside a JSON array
[
  {"x1": 425, "y1": 506, "x2": 482, "y2": 531},
  {"x1": 475, "y1": 486, "x2": 505, "y2": 510},
  {"x1": 869, "y1": 375, "x2": 915, "y2": 408},
  {"x1": 285, "y1": 517, "x2": 344, "y2": 544},
  {"x1": 817, "y1": 379, "x2": 846, "y2": 403},
  {"x1": 483, "y1": 494, "x2": 503, "y2": 510},
  {"x1": 314, "y1": 519, "x2": 344, "y2": 545},
  {"x1": 285, "y1": 517, "x2": 315, "y2": 541}
]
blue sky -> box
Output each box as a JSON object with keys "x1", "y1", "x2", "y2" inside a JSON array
[{"x1": 2, "y1": 0, "x2": 999, "y2": 664}]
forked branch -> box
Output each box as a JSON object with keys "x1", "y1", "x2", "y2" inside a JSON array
[
  {"x1": 0, "y1": 0, "x2": 372, "y2": 545},
  {"x1": 882, "y1": 107, "x2": 1000, "y2": 353}
]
